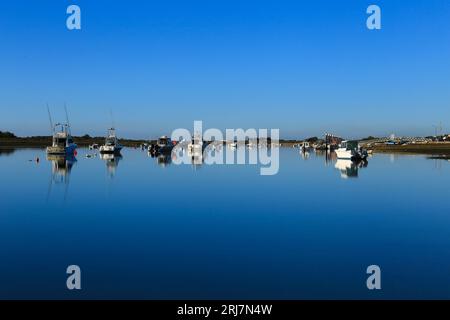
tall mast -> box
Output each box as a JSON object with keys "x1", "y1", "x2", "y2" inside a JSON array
[
  {"x1": 47, "y1": 104, "x2": 54, "y2": 134},
  {"x1": 64, "y1": 103, "x2": 72, "y2": 135}
]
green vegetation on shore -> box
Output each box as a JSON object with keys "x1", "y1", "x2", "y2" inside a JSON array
[{"x1": 0, "y1": 131, "x2": 16, "y2": 138}]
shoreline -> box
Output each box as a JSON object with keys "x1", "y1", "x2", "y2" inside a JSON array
[
  {"x1": 2, "y1": 138, "x2": 450, "y2": 155},
  {"x1": 369, "y1": 143, "x2": 450, "y2": 155}
]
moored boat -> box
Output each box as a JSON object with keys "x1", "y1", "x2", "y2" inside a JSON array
[
  {"x1": 148, "y1": 136, "x2": 175, "y2": 156},
  {"x1": 335, "y1": 140, "x2": 368, "y2": 161},
  {"x1": 99, "y1": 128, "x2": 123, "y2": 154},
  {"x1": 46, "y1": 125, "x2": 77, "y2": 155},
  {"x1": 46, "y1": 106, "x2": 77, "y2": 156}
]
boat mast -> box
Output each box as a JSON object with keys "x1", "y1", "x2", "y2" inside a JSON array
[
  {"x1": 64, "y1": 103, "x2": 72, "y2": 136},
  {"x1": 47, "y1": 104, "x2": 54, "y2": 135},
  {"x1": 109, "y1": 108, "x2": 116, "y2": 135}
]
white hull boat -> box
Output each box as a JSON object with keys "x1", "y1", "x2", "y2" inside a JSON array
[
  {"x1": 99, "y1": 128, "x2": 123, "y2": 154},
  {"x1": 335, "y1": 140, "x2": 368, "y2": 161}
]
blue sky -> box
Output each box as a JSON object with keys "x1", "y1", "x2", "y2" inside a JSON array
[{"x1": 0, "y1": 0, "x2": 449, "y2": 139}]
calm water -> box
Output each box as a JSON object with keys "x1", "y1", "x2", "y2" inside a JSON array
[{"x1": 0, "y1": 147, "x2": 449, "y2": 299}]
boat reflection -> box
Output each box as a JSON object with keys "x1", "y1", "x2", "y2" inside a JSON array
[
  {"x1": 334, "y1": 159, "x2": 368, "y2": 179},
  {"x1": 149, "y1": 144, "x2": 212, "y2": 168},
  {"x1": 46, "y1": 154, "x2": 77, "y2": 202},
  {"x1": 47, "y1": 154, "x2": 76, "y2": 183},
  {"x1": 100, "y1": 153, "x2": 122, "y2": 178},
  {"x1": 156, "y1": 153, "x2": 172, "y2": 167},
  {"x1": 427, "y1": 155, "x2": 450, "y2": 161},
  {"x1": 300, "y1": 149, "x2": 310, "y2": 160}
]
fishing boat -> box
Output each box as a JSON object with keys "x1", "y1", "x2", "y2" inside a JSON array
[
  {"x1": 46, "y1": 124, "x2": 77, "y2": 155},
  {"x1": 335, "y1": 140, "x2": 368, "y2": 161},
  {"x1": 46, "y1": 106, "x2": 77, "y2": 155},
  {"x1": 148, "y1": 136, "x2": 175, "y2": 156},
  {"x1": 99, "y1": 128, "x2": 123, "y2": 154}
]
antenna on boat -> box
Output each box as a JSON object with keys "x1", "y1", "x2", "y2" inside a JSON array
[
  {"x1": 109, "y1": 108, "x2": 115, "y2": 129},
  {"x1": 47, "y1": 104, "x2": 54, "y2": 134},
  {"x1": 64, "y1": 103, "x2": 72, "y2": 135}
]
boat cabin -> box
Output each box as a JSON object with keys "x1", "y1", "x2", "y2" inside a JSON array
[
  {"x1": 341, "y1": 140, "x2": 359, "y2": 151},
  {"x1": 157, "y1": 136, "x2": 172, "y2": 147}
]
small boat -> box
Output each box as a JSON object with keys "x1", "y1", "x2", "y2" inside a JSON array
[
  {"x1": 299, "y1": 141, "x2": 311, "y2": 153},
  {"x1": 245, "y1": 139, "x2": 258, "y2": 149},
  {"x1": 335, "y1": 140, "x2": 368, "y2": 161},
  {"x1": 148, "y1": 136, "x2": 174, "y2": 156},
  {"x1": 89, "y1": 143, "x2": 99, "y2": 150},
  {"x1": 314, "y1": 144, "x2": 328, "y2": 151},
  {"x1": 140, "y1": 143, "x2": 148, "y2": 150},
  {"x1": 99, "y1": 128, "x2": 123, "y2": 154},
  {"x1": 187, "y1": 134, "x2": 205, "y2": 157}
]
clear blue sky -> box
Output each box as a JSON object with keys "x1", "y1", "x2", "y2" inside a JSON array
[{"x1": 0, "y1": 0, "x2": 449, "y2": 139}]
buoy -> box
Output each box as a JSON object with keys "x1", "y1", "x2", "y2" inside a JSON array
[
  {"x1": 74, "y1": 150, "x2": 78, "y2": 156},
  {"x1": 36, "y1": 157, "x2": 40, "y2": 163}
]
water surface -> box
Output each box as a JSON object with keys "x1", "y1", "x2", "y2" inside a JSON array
[{"x1": 0, "y1": 147, "x2": 449, "y2": 299}]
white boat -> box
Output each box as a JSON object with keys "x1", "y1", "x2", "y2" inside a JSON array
[
  {"x1": 299, "y1": 141, "x2": 310, "y2": 152},
  {"x1": 335, "y1": 140, "x2": 368, "y2": 160},
  {"x1": 99, "y1": 128, "x2": 123, "y2": 154},
  {"x1": 187, "y1": 136, "x2": 204, "y2": 157},
  {"x1": 89, "y1": 143, "x2": 99, "y2": 150}
]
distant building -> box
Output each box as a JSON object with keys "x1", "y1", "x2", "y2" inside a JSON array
[{"x1": 325, "y1": 133, "x2": 343, "y2": 145}]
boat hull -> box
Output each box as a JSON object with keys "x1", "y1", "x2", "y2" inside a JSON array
[
  {"x1": 99, "y1": 145, "x2": 123, "y2": 154},
  {"x1": 335, "y1": 149, "x2": 353, "y2": 159},
  {"x1": 46, "y1": 144, "x2": 77, "y2": 155},
  {"x1": 148, "y1": 145, "x2": 173, "y2": 156},
  {"x1": 335, "y1": 148, "x2": 368, "y2": 161}
]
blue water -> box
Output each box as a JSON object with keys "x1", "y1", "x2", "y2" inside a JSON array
[{"x1": 0, "y1": 147, "x2": 449, "y2": 299}]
